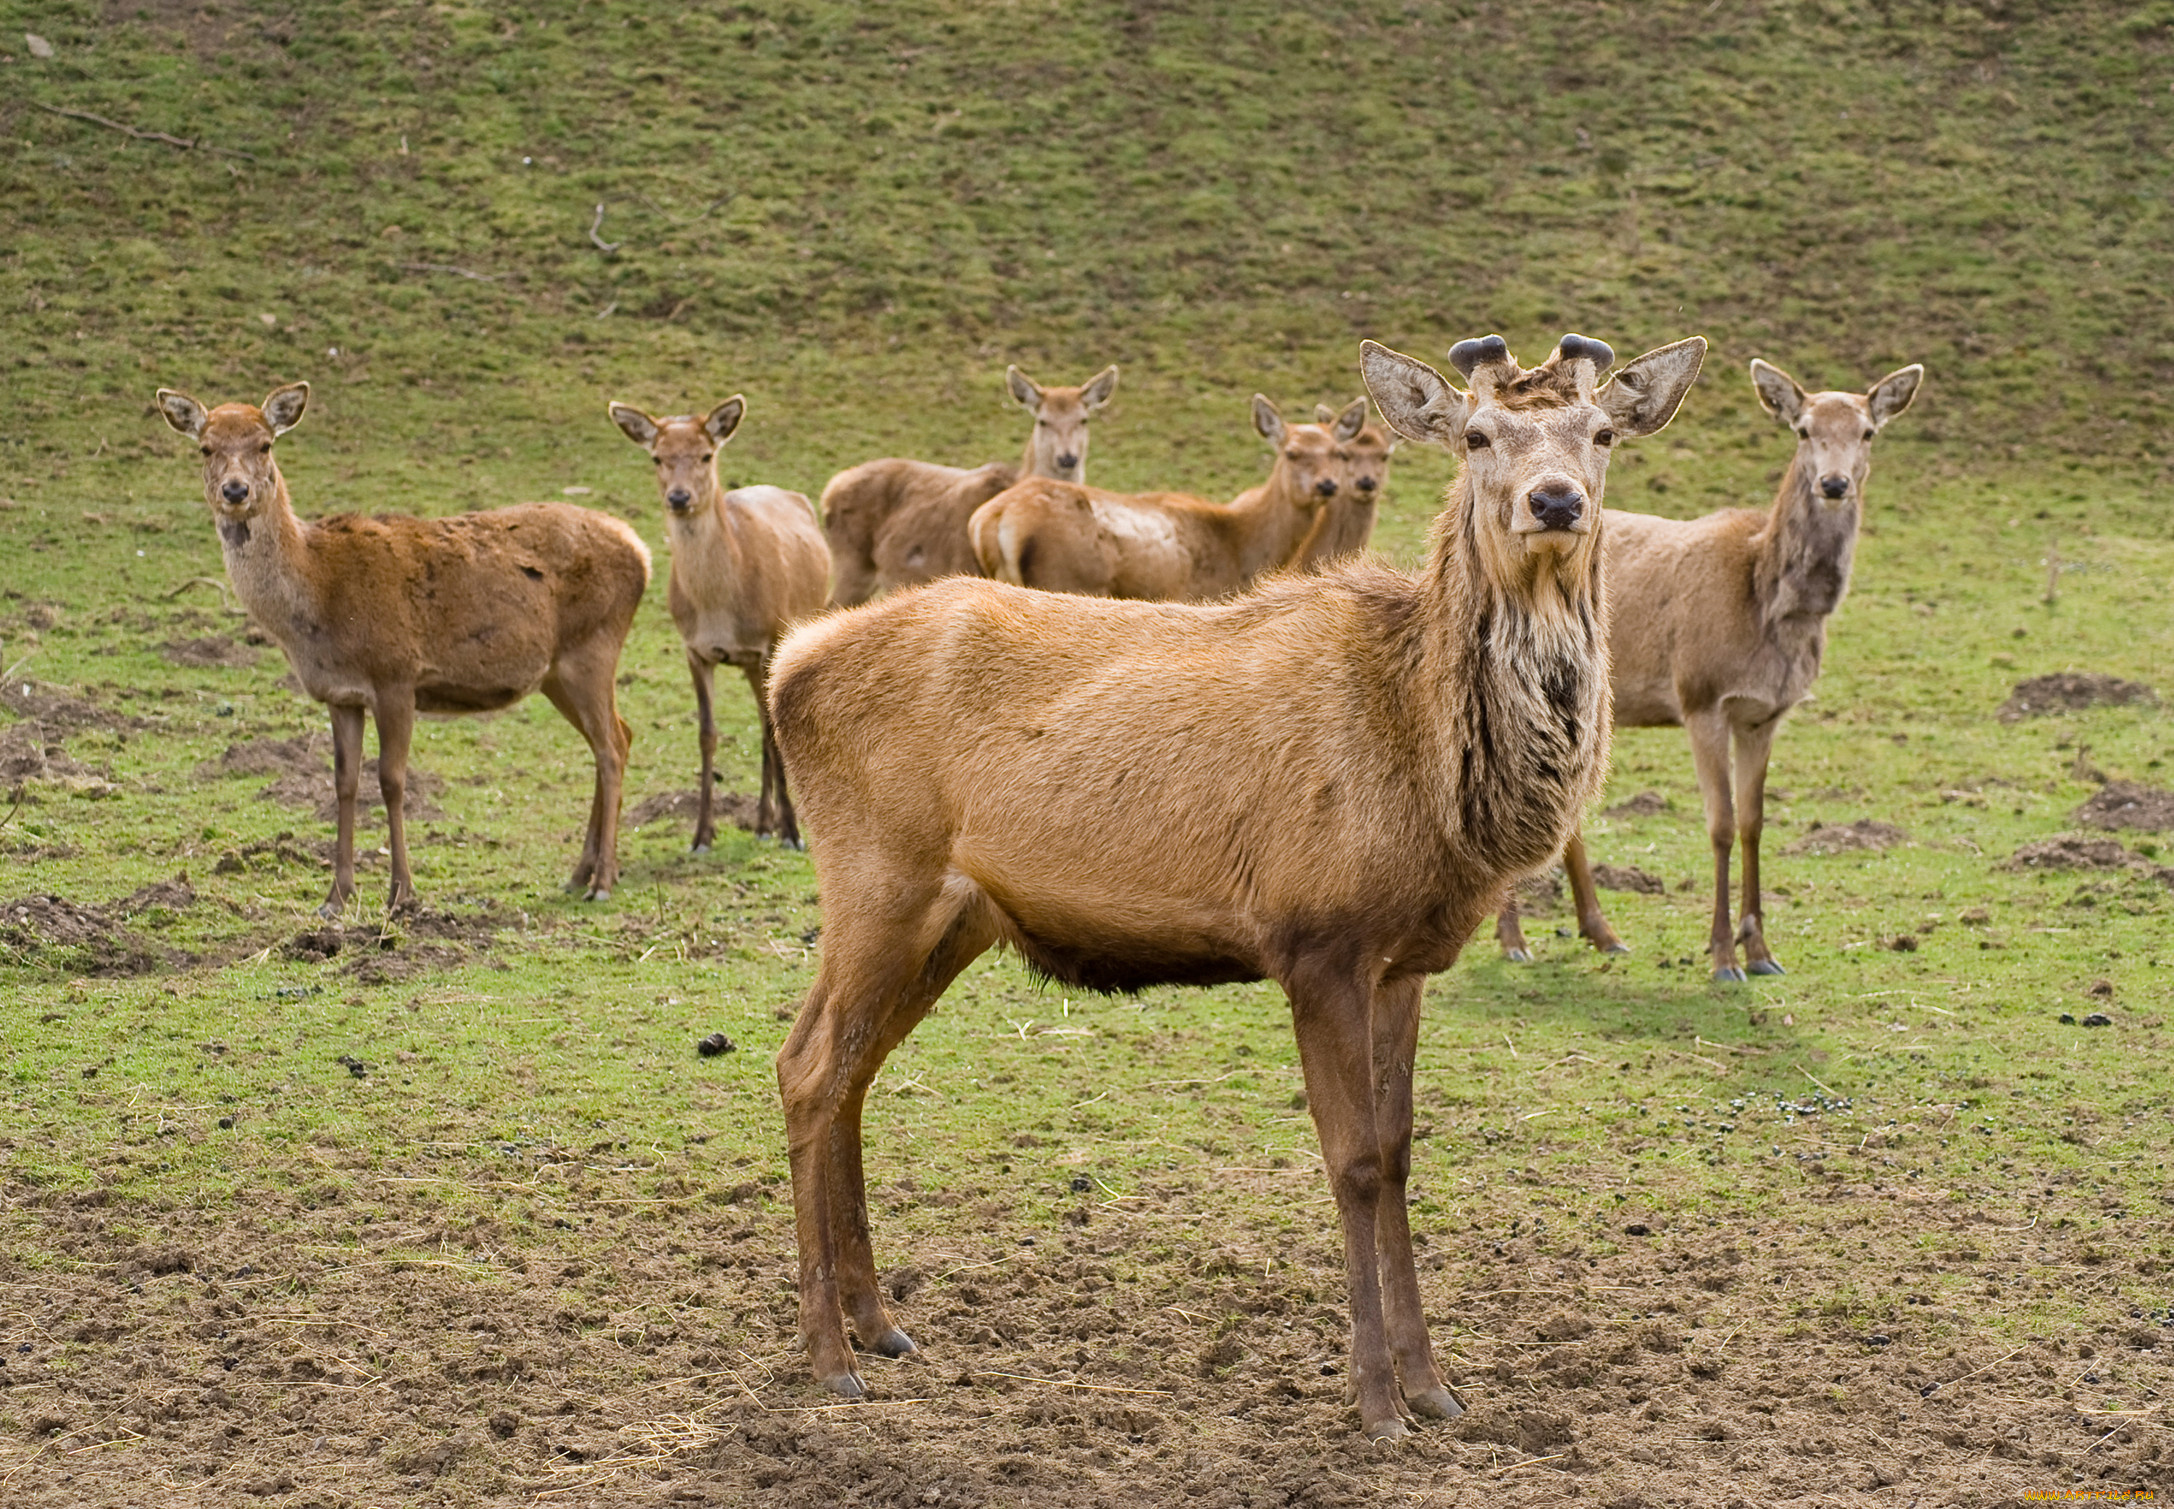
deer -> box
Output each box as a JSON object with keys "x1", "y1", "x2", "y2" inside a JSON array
[
  {"x1": 1297, "y1": 398, "x2": 1399, "y2": 567},
  {"x1": 608, "y1": 397, "x2": 831, "y2": 850},
  {"x1": 1493, "y1": 357, "x2": 1923, "y2": 979},
  {"x1": 963, "y1": 394, "x2": 1348, "y2": 600},
  {"x1": 767, "y1": 331, "x2": 1706, "y2": 1441},
  {"x1": 821, "y1": 364, "x2": 1118, "y2": 605},
  {"x1": 155, "y1": 382, "x2": 651, "y2": 913}
]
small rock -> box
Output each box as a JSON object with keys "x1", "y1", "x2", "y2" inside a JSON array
[
  {"x1": 697, "y1": 1031, "x2": 735, "y2": 1057},
  {"x1": 2081, "y1": 1012, "x2": 2113, "y2": 1028},
  {"x1": 1069, "y1": 1175, "x2": 1092, "y2": 1193},
  {"x1": 2088, "y1": 979, "x2": 2114, "y2": 998},
  {"x1": 2059, "y1": 1013, "x2": 2077, "y2": 1025},
  {"x1": 26, "y1": 32, "x2": 55, "y2": 58}
]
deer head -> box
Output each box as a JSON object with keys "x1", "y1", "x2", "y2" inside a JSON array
[
  {"x1": 1361, "y1": 333, "x2": 1707, "y2": 589},
  {"x1": 609, "y1": 397, "x2": 745, "y2": 519},
  {"x1": 1317, "y1": 397, "x2": 1395, "y2": 502},
  {"x1": 1255, "y1": 394, "x2": 1342, "y2": 506},
  {"x1": 1749, "y1": 359, "x2": 1923, "y2": 507},
  {"x1": 1008, "y1": 364, "x2": 1118, "y2": 482},
  {"x1": 156, "y1": 382, "x2": 308, "y2": 545}
]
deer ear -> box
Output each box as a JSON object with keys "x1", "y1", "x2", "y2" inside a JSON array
[
  {"x1": 1360, "y1": 342, "x2": 1471, "y2": 449},
  {"x1": 608, "y1": 402, "x2": 659, "y2": 447},
  {"x1": 1748, "y1": 359, "x2": 1805, "y2": 427},
  {"x1": 1598, "y1": 337, "x2": 1707, "y2": 439},
  {"x1": 156, "y1": 389, "x2": 208, "y2": 440},
  {"x1": 1867, "y1": 364, "x2": 1923, "y2": 429},
  {"x1": 1250, "y1": 394, "x2": 1286, "y2": 445},
  {"x1": 1332, "y1": 395, "x2": 1368, "y2": 443},
  {"x1": 261, "y1": 382, "x2": 309, "y2": 437},
  {"x1": 704, "y1": 395, "x2": 746, "y2": 444},
  {"x1": 1080, "y1": 364, "x2": 1118, "y2": 411},
  {"x1": 1006, "y1": 365, "x2": 1042, "y2": 411}
]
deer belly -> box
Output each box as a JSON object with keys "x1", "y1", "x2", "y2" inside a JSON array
[{"x1": 415, "y1": 683, "x2": 531, "y2": 715}]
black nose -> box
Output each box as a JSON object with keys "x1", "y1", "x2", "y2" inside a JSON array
[
  {"x1": 220, "y1": 480, "x2": 249, "y2": 505},
  {"x1": 1356, "y1": 476, "x2": 1377, "y2": 493},
  {"x1": 667, "y1": 488, "x2": 692, "y2": 507},
  {"x1": 1056, "y1": 453, "x2": 1078, "y2": 471},
  {"x1": 1820, "y1": 474, "x2": 1849, "y2": 499},
  {"x1": 1530, "y1": 486, "x2": 1584, "y2": 531},
  {"x1": 1315, "y1": 477, "x2": 1339, "y2": 497}
]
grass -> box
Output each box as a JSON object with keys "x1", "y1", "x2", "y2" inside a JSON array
[{"x1": 1, "y1": 0, "x2": 2171, "y2": 1501}]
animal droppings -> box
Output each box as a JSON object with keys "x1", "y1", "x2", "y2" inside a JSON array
[{"x1": 697, "y1": 1032, "x2": 736, "y2": 1057}]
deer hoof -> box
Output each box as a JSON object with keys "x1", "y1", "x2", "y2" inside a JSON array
[
  {"x1": 1748, "y1": 959, "x2": 1786, "y2": 976},
  {"x1": 584, "y1": 886, "x2": 612, "y2": 902},
  {"x1": 1502, "y1": 947, "x2": 1533, "y2": 964},
  {"x1": 869, "y1": 1327, "x2": 917, "y2": 1358},
  {"x1": 1600, "y1": 940, "x2": 1632, "y2": 956},
  {"x1": 1362, "y1": 1413, "x2": 1411, "y2": 1443},
  {"x1": 1712, "y1": 964, "x2": 1748, "y2": 984},
  {"x1": 1406, "y1": 1386, "x2": 1462, "y2": 1421},
  {"x1": 690, "y1": 839, "x2": 713, "y2": 855},
  {"x1": 819, "y1": 1368, "x2": 866, "y2": 1400}
]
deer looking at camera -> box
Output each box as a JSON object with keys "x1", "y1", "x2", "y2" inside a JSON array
[
  {"x1": 821, "y1": 364, "x2": 1118, "y2": 605},
  {"x1": 964, "y1": 394, "x2": 1348, "y2": 600},
  {"x1": 767, "y1": 332, "x2": 1705, "y2": 1441},
  {"x1": 1495, "y1": 357, "x2": 1923, "y2": 979},
  {"x1": 156, "y1": 383, "x2": 651, "y2": 912},
  {"x1": 609, "y1": 397, "x2": 830, "y2": 849},
  {"x1": 1296, "y1": 397, "x2": 1397, "y2": 566}
]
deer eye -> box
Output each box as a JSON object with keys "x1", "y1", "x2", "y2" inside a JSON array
[
  {"x1": 700, "y1": 453, "x2": 712, "y2": 464},
  {"x1": 1862, "y1": 428, "x2": 1875, "y2": 441},
  {"x1": 1796, "y1": 426, "x2": 1810, "y2": 439},
  {"x1": 1594, "y1": 429, "x2": 1616, "y2": 447},
  {"x1": 199, "y1": 446, "x2": 212, "y2": 457},
  {"x1": 1465, "y1": 431, "x2": 1490, "y2": 449},
  {"x1": 259, "y1": 442, "x2": 272, "y2": 454}
]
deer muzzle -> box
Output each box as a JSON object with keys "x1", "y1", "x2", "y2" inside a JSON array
[{"x1": 1522, "y1": 484, "x2": 1586, "y2": 534}]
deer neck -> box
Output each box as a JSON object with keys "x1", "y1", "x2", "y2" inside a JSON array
[
  {"x1": 1754, "y1": 453, "x2": 1859, "y2": 627},
  {"x1": 217, "y1": 469, "x2": 316, "y2": 636},
  {"x1": 1228, "y1": 461, "x2": 1319, "y2": 578},
  {"x1": 1416, "y1": 482, "x2": 1611, "y2": 874},
  {"x1": 1020, "y1": 425, "x2": 1072, "y2": 482}
]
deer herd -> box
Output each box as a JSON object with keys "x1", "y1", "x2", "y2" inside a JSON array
[{"x1": 156, "y1": 332, "x2": 1921, "y2": 1440}]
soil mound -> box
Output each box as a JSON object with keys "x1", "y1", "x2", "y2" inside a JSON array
[
  {"x1": 0, "y1": 720, "x2": 106, "y2": 788},
  {"x1": 2072, "y1": 780, "x2": 2174, "y2": 832},
  {"x1": 0, "y1": 680, "x2": 141, "y2": 733},
  {"x1": 626, "y1": 789, "x2": 762, "y2": 831},
  {"x1": 200, "y1": 734, "x2": 443, "y2": 820},
  {"x1": 1783, "y1": 819, "x2": 1907, "y2": 856},
  {"x1": 0, "y1": 875, "x2": 196, "y2": 974},
  {"x1": 159, "y1": 635, "x2": 261, "y2": 669},
  {"x1": 2004, "y1": 835, "x2": 2142, "y2": 872},
  {"x1": 1592, "y1": 863, "x2": 1665, "y2": 894},
  {"x1": 1603, "y1": 790, "x2": 1671, "y2": 818},
  {"x1": 282, "y1": 904, "x2": 507, "y2": 983},
  {"x1": 1998, "y1": 672, "x2": 2158, "y2": 722}
]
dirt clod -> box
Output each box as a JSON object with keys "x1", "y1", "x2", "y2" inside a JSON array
[
  {"x1": 1591, "y1": 863, "x2": 1665, "y2": 894},
  {"x1": 2081, "y1": 1012, "x2": 2113, "y2": 1027},
  {"x1": 626, "y1": 788, "x2": 763, "y2": 831},
  {"x1": 0, "y1": 876, "x2": 195, "y2": 974},
  {"x1": 1603, "y1": 790, "x2": 1671, "y2": 818},
  {"x1": 1783, "y1": 819, "x2": 1908, "y2": 856},
  {"x1": 1998, "y1": 672, "x2": 2158, "y2": 722},
  {"x1": 2004, "y1": 835, "x2": 2134, "y2": 872},
  {"x1": 2072, "y1": 779, "x2": 2174, "y2": 832}
]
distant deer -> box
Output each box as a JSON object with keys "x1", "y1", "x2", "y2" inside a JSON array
[
  {"x1": 768, "y1": 332, "x2": 1706, "y2": 1440},
  {"x1": 1299, "y1": 397, "x2": 1398, "y2": 566},
  {"x1": 156, "y1": 383, "x2": 650, "y2": 912},
  {"x1": 1495, "y1": 357, "x2": 1923, "y2": 979},
  {"x1": 821, "y1": 364, "x2": 1118, "y2": 605},
  {"x1": 964, "y1": 395, "x2": 1345, "y2": 600},
  {"x1": 609, "y1": 398, "x2": 830, "y2": 849}
]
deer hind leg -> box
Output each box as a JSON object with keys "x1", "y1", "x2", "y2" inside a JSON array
[
  {"x1": 776, "y1": 882, "x2": 997, "y2": 1397},
  {"x1": 1732, "y1": 716, "x2": 1785, "y2": 975},
  {"x1": 1495, "y1": 894, "x2": 1533, "y2": 963},
  {"x1": 323, "y1": 703, "x2": 366, "y2": 917},
  {"x1": 1369, "y1": 973, "x2": 1461, "y2": 1424},
  {"x1": 688, "y1": 650, "x2": 719, "y2": 853},
  {"x1": 743, "y1": 654, "x2": 801, "y2": 848},
  {"x1": 1285, "y1": 957, "x2": 1408, "y2": 1441},
  {"x1": 542, "y1": 639, "x2": 632, "y2": 901},
  {"x1": 1564, "y1": 832, "x2": 1628, "y2": 954},
  {"x1": 1686, "y1": 709, "x2": 1743, "y2": 981},
  {"x1": 373, "y1": 692, "x2": 418, "y2": 913}
]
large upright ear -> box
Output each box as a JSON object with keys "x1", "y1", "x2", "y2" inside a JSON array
[
  {"x1": 1330, "y1": 395, "x2": 1368, "y2": 443},
  {"x1": 1080, "y1": 364, "x2": 1118, "y2": 412},
  {"x1": 261, "y1": 381, "x2": 309, "y2": 437},
  {"x1": 1867, "y1": 364, "x2": 1923, "y2": 430},
  {"x1": 1597, "y1": 337, "x2": 1707, "y2": 439},
  {"x1": 1359, "y1": 341, "x2": 1471, "y2": 448},
  {"x1": 704, "y1": 395, "x2": 746, "y2": 444},
  {"x1": 156, "y1": 388, "x2": 208, "y2": 440},
  {"x1": 608, "y1": 402, "x2": 659, "y2": 447},
  {"x1": 1005, "y1": 365, "x2": 1042, "y2": 412},
  {"x1": 1748, "y1": 358, "x2": 1805, "y2": 427},
  {"x1": 1250, "y1": 393, "x2": 1286, "y2": 445}
]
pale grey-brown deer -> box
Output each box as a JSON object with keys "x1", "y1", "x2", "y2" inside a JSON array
[
  {"x1": 1495, "y1": 357, "x2": 1923, "y2": 979},
  {"x1": 768, "y1": 331, "x2": 1705, "y2": 1440}
]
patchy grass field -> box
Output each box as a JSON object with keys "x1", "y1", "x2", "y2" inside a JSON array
[{"x1": 3, "y1": 2, "x2": 2173, "y2": 1505}]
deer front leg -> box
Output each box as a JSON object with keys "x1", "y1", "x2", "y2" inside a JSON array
[
  {"x1": 1686, "y1": 710, "x2": 1742, "y2": 981},
  {"x1": 689, "y1": 650, "x2": 719, "y2": 853},
  {"x1": 374, "y1": 691, "x2": 418, "y2": 913},
  {"x1": 748, "y1": 654, "x2": 801, "y2": 849},
  {"x1": 1495, "y1": 896, "x2": 1533, "y2": 963},
  {"x1": 322, "y1": 703, "x2": 366, "y2": 917},
  {"x1": 1564, "y1": 832, "x2": 1628, "y2": 954},
  {"x1": 1370, "y1": 973, "x2": 1460, "y2": 1424},
  {"x1": 1287, "y1": 963, "x2": 1406, "y2": 1441},
  {"x1": 1733, "y1": 716, "x2": 1784, "y2": 975}
]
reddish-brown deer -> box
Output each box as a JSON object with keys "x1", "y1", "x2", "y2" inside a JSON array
[
  {"x1": 1494, "y1": 357, "x2": 1923, "y2": 978},
  {"x1": 156, "y1": 383, "x2": 651, "y2": 912},
  {"x1": 1298, "y1": 397, "x2": 1397, "y2": 566},
  {"x1": 767, "y1": 332, "x2": 1706, "y2": 1440},
  {"x1": 609, "y1": 397, "x2": 830, "y2": 849},
  {"x1": 963, "y1": 395, "x2": 1345, "y2": 600},
  {"x1": 821, "y1": 364, "x2": 1118, "y2": 605}
]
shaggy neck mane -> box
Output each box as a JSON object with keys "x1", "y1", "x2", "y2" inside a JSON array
[
  {"x1": 1415, "y1": 468, "x2": 1611, "y2": 875},
  {"x1": 1753, "y1": 452, "x2": 1859, "y2": 627}
]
